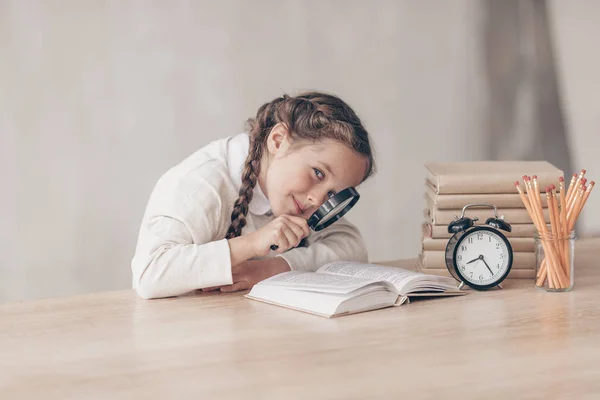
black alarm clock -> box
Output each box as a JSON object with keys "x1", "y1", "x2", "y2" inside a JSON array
[{"x1": 444, "y1": 203, "x2": 513, "y2": 290}]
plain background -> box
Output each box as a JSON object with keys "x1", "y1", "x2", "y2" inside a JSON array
[{"x1": 1, "y1": 0, "x2": 598, "y2": 302}]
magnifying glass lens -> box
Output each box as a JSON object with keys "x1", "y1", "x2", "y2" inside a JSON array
[{"x1": 314, "y1": 196, "x2": 355, "y2": 227}]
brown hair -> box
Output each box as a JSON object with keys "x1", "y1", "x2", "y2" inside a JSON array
[{"x1": 225, "y1": 91, "x2": 375, "y2": 239}]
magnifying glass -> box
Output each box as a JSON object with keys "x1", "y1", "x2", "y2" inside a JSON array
[{"x1": 270, "y1": 187, "x2": 360, "y2": 250}]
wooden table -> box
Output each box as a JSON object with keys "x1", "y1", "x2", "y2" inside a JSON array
[{"x1": 1, "y1": 239, "x2": 600, "y2": 399}]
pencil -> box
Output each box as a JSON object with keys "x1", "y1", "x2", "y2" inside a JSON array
[
  {"x1": 568, "y1": 181, "x2": 595, "y2": 232},
  {"x1": 558, "y1": 177, "x2": 569, "y2": 278},
  {"x1": 567, "y1": 169, "x2": 586, "y2": 211},
  {"x1": 545, "y1": 188, "x2": 567, "y2": 287},
  {"x1": 567, "y1": 179, "x2": 586, "y2": 225},
  {"x1": 549, "y1": 185, "x2": 567, "y2": 276},
  {"x1": 565, "y1": 173, "x2": 577, "y2": 207}
]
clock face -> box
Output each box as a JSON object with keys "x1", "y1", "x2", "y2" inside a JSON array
[{"x1": 454, "y1": 228, "x2": 512, "y2": 287}]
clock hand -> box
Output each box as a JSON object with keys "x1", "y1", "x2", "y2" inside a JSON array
[
  {"x1": 481, "y1": 256, "x2": 494, "y2": 275},
  {"x1": 466, "y1": 257, "x2": 480, "y2": 264}
]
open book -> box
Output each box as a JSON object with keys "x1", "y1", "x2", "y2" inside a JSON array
[{"x1": 245, "y1": 261, "x2": 464, "y2": 318}]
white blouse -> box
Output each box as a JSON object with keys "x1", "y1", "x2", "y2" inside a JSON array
[{"x1": 131, "y1": 132, "x2": 368, "y2": 299}]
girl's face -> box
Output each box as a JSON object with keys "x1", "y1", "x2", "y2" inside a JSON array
[{"x1": 260, "y1": 125, "x2": 368, "y2": 219}]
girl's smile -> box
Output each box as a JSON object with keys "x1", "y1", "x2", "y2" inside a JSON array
[{"x1": 292, "y1": 196, "x2": 304, "y2": 216}]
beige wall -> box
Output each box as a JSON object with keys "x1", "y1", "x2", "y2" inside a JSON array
[
  {"x1": 1, "y1": 1, "x2": 597, "y2": 302},
  {"x1": 549, "y1": 0, "x2": 600, "y2": 236}
]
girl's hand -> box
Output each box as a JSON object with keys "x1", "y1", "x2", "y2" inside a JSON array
[
  {"x1": 251, "y1": 215, "x2": 310, "y2": 257},
  {"x1": 203, "y1": 258, "x2": 291, "y2": 293}
]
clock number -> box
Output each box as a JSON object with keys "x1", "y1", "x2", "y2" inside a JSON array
[
  {"x1": 496, "y1": 243, "x2": 500, "y2": 249},
  {"x1": 497, "y1": 263, "x2": 500, "y2": 269},
  {"x1": 470, "y1": 272, "x2": 473, "y2": 277},
  {"x1": 460, "y1": 266, "x2": 465, "y2": 271},
  {"x1": 500, "y1": 253, "x2": 506, "y2": 259},
  {"x1": 477, "y1": 233, "x2": 483, "y2": 240},
  {"x1": 479, "y1": 274, "x2": 484, "y2": 280},
  {"x1": 457, "y1": 255, "x2": 462, "y2": 261},
  {"x1": 468, "y1": 237, "x2": 474, "y2": 244},
  {"x1": 461, "y1": 245, "x2": 467, "y2": 251}
]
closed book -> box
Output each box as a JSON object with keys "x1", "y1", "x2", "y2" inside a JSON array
[
  {"x1": 424, "y1": 181, "x2": 549, "y2": 209},
  {"x1": 422, "y1": 236, "x2": 535, "y2": 252},
  {"x1": 425, "y1": 161, "x2": 563, "y2": 194},
  {"x1": 417, "y1": 268, "x2": 535, "y2": 279},
  {"x1": 422, "y1": 223, "x2": 537, "y2": 239},
  {"x1": 423, "y1": 206, "x2": 548, "y2": 225},
  {"x1": 419, "y1": 251, "x2": 535, "y2": 270}
]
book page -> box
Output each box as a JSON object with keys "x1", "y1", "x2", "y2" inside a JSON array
[
  {"x1": 317, "y1": 261, "x2": 422, "y2": 290},
  {"x1": 256, "y1": 271, "x2": 392, "y2": 295},
  {"x1": 317, "y1": 261, "x2": 459, "y2": 294}
]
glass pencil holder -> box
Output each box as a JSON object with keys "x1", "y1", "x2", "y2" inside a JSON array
[{"x1": 533, "y1": 230, "x2": 576, "y2": 292}]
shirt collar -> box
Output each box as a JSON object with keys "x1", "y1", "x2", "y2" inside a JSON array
[{"x1": 227, "y1": 132, "x2": 272, "y2": 216}]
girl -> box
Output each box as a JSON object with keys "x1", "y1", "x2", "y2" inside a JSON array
[{"x1": 131, "y1": 91, "x2": 376, "y2": 299}]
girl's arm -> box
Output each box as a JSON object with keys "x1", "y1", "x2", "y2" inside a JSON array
[
  {"x1": 131, "y1": 164, "x2": 251, "y2": 299},
  {"x1": 275, "y1": 217, "x2": 369, "y2": 272},
  {"x1": 131, "y1": 215, "x2": 232, "y2": 299}
]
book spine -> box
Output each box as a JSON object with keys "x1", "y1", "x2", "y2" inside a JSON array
[
  {"x1": 423, "y1": 223, "x2": 538, "y2": 239},
  {"x1": 425, "y1": 190, "x2": 550, "y2": 209},
  {"x1": 418, "y1": 268, "x2": 535, "y2": 279},
  {"x1": 431, "y1": 172, "x2": 562, "y2": 194},
  {"x1": 419, "y1": 251, "x2": 535, "y2": 270},
  {"x1": 422, "y1": 237, "x2": 535, "y2": 252},
  {"x1": 424, "y1": 207, "x2": 549, "y2": 225}
]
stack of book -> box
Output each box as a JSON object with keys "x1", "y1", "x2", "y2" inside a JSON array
[{"x1": 419, "y1": 161, "x2": 564, "y2": 279}]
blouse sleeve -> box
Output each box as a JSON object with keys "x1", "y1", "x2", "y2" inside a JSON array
[{"x1": 131, "y1": 163, "x2": 233, "y2": 299}]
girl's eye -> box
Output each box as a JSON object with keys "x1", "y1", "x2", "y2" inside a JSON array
[{"x1": 313, "y1": 168, "x2": 325, "y2": 180}]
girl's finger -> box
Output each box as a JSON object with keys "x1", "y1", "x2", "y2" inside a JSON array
[
  {"x1": 220, "y1": 282, "x2": 248, "y2": 293},
  {"x1": 286, "y1": 215, "x2": 311, "y2": 237},
  {"x1": 274, "y1": 226, "x2": 290, "y2": 251},
  {"x1": 285, "y1": 220, "x2": 307, "y2": 243},
  {"x1": 280, "y1": 225, "x2": 299, "y2": 250}
]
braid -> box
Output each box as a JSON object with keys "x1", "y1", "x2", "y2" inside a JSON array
[
  {"x1": 225, "y1": 97, "x2": 285, "y2": 239},
  {"x1": 225, "y1": 138, "x2": 263, "y2": 239}
]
